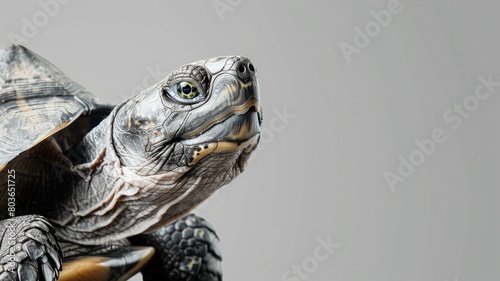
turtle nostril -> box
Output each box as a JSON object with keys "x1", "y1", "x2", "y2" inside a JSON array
[
  {"x1": 235, "y1": 58, "x2": 255, "y2": 81},
  {"x1": 238, "y1": 64, "x2": 246, "y2": 73}
]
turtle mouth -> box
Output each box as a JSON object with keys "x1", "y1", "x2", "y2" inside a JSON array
[
  {"x1": 182, "y1": 96, "x2": 261, "y2": 143},
  {"x1": 214, "y1": 109, "x2": 261, "y2": 143},
  {"x1": 231, "y1": 97, "x2": 260, "y2": 118},
  {"x1": 182, "y1": 106, "x2": 261, "y2": 147},
  {"x1": 182, "y1": 107, "x2": 261, "y2": 166},
  {"x1": 181, "y1": 95, "x2": 261, "y2": 139},
  {"x1": 212, "y1": 97, "x2": 261, "y2": 133}
]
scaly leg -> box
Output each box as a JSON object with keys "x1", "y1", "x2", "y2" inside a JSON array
[
  {"x1": 129, "y1": 214, "x2": 223, "y2": 281},
  {"x1": 0, "y1": 215, "x2": 62, "y2": 281}
]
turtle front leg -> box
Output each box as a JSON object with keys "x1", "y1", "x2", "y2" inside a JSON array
[
  {"x1": 0, "y1": 215, "x2": 62, "y2": 281},
  {"x1": 129, "y1": 214, "x2": 223, "y2": 281}
]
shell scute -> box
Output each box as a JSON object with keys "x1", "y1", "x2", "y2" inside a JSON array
[{"x1": 0, "y1": 44, "x2": 108, "y2": 168}]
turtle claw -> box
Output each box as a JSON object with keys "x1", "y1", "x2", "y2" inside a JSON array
[
  {"x1": 130, "y1": 214, "x2": 223, "y2": 281},
  {"x1": 18, "y1": 260, "x2": 38, "y2": 280},
  {"x1": 41, "y1": 261, "x2": 56, "y2": 281},
  {"x1": 0, "y1": 215, "x2": 62, "y2": 281}
]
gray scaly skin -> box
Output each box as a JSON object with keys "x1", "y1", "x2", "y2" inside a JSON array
[
  {"x1": 0, "y1": 45, "x2": 261, "y2": 281},
  {"x1": 130, "y1": 214, "x2": 223, "y2": 280},
  {"x1": 0, "y1": 215, "x2": 62, "y2": 281}
]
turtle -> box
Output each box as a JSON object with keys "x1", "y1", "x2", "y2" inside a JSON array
[{"x1": 0, "y1": 44, "x2": 262, "y2": 281}]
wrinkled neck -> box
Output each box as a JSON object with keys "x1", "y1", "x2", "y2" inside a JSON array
[
  {"x1": 52, "y1": 106, "x2": 191, "y2": 245},
  {"x1": 52, "y1": 104, "x2": 243, "y2": 245},
  {"x1": 70, "y1": 115, "x2": 110, "y2": 165}
]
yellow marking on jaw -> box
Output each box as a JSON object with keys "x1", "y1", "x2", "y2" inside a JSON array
[
  {"x1": 213, "y1": 142, "x2": 240, "y2": 152},
  {"x1": 213, "y1": 134, "x2": 260, "y2": 153},
  {"x1": 189, "y1": 143, "x2": 217, "y2": 165},
  {"x1": 188, "y1": 135, "x2": 260, "y2": 166}
]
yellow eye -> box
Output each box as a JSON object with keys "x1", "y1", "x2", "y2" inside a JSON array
[
  {"x1": 164, "y1": 80, "x2": 206, "y2": 104},
  {"x1": 177, "y1": 82, "x2": 199, "y2": 99}
]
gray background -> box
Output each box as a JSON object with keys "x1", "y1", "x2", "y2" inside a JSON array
[{"x1": 1, "y1": 0, "x2": 500, "y2": 280}]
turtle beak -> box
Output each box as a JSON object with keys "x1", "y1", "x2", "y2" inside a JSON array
[
  {"x1": 231, "y1": 57, "x2": 262, "y2": 125},
  {"x1": 230, "y1": 56, "x2": 262, "y2": 134},
  {"x1": 179, "y1": 56, "x2": 262, "y2": 153}
]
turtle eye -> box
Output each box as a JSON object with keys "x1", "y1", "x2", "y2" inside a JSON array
[
  {"x1": 164, "y1": 81, "x2": 206, "y2": 104},
  {"x1": 177, "y1": 82, "x2": 199, "y2": 99}
]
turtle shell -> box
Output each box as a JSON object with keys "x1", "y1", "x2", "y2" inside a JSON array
[{"x1": 0, "y1": 44, "x2": 112, "y2": 170}]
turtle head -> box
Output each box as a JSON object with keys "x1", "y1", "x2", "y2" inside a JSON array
[
  {"x1": 56, "y1": 56, "x2": 262, "y2": 243},
  {"x1": 113, "y1": 55, "x2": 262, "y2": 184}
]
